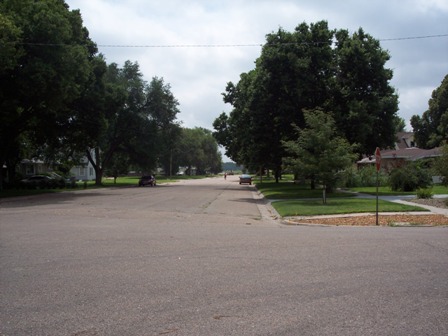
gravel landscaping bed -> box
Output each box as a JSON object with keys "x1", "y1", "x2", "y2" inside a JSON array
[
  {"x1": 285, "y1": 197, "x2": 448, "y2": 226},
  {"x1": 408, "y1": 197, "x2": 448, "y2": 209}
]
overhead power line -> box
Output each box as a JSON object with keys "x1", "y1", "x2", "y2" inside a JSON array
[
  {"x1": 13, "y1": 33, "x2": 448, "y2": 48},
  {"x1": 98, "y1": 43, "x2": 264, "y2": 48},
  {"x1": 97, "y1": 33, "x2": 448, "y2": 48},
  {"x1": 379, "y1": 33, "x2": 448, "y2": 42}
]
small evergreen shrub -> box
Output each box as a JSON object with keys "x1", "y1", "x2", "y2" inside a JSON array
[{"x1": 416, "y1": 188, "x2": 434, "y2": 199}]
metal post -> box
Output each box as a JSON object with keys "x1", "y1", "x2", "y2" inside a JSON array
[{"x1": 376, "y1": 170, "x2": 379, "y2": 226}]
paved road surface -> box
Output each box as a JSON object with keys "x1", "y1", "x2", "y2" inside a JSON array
[{"x1": 1, "y1": 176, "x2": 447, "y2": 335}]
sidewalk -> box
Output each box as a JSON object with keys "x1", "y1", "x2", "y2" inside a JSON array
[{"x1": 354, "y1": 192, "x2": 448, "y2": 216}]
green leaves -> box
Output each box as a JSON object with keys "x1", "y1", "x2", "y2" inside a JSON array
[
  {"x1": 213, "y1": 20, "x2": 398, "y2": 178},
  {"x1": 283, "y1": 109, "x2": 357, "y2": 193},
  {"x1": 411, "y1": 74, "x2": 448, "y2": 149},
  {"x1": 177, "y1": 128, "x2": 222, "y2": 175},
  {"x1": 0, "y1": 0, "x2": 98, "y2": 187}
]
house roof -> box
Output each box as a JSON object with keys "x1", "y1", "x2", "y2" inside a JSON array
[
  {"x1": 21, "y1": 159, "x2": 45, "y2": 164},
  {"x1": 381, "y1": 147, "x2": 442, "y2": 160},
  {"x1": 357, "y1": 147, "x2": 442, "y2": 164},
  {"x1": 395, "y1": 131, "x2": 415, "y2": 150}
]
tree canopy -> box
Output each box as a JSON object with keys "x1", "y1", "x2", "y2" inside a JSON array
[
  {"x1": 213, "y1": 21, "x2": 399, "y2": 181},
  {"x1": 411, "y1": 74, "x2": 448, "y2": 149},
  {"x1": 0, "y1": 0, "x2": 97, "y2": 187},
  {"x1": 0, "y1": 0, "x2": 222, "y2": 189},
  {"x1": 176, "y1": 127, "x2": 222, "y2": 175}
]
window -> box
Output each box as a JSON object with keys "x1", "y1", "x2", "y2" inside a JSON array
[
  {"x1": 79, "y1": 167, "x2": 86, "y2": 176},
  {"x1": 26, "y1": 165, "x2": 35, "y2": 175}
]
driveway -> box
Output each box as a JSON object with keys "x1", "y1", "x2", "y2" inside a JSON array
[{"x1": 1, "y1": 176, "x2": 447, "y2": 335}]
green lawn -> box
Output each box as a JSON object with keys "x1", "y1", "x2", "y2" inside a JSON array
[
  {"x1": 254, "y1": 178, "x2": 434, "y2": 216},
  {"x1": 350, "y1": 185, "x2": 448, "y2": 195},
  {"x1": 271, "y1": 198, "x2": 428, "y2": 217},
  {"x1": 255, "y1": 179, "x2": 354, "y2": 199}
]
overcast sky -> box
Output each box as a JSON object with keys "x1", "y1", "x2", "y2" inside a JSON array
[{"x1": 65, "y1": 0, "x2": 447, "y2": 159}]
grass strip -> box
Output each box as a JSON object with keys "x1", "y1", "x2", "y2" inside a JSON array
[
  {"x1": 349, "y1": 185, "x2": 448, "y2": 196},
  {"x1": 271, "y1": 198, "x2": 428, "y2": 217},
  {"x1": 255, "y1": 181, "x2": 354, "y2": 199}
]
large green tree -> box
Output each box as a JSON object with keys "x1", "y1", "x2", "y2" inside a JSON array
[
  {"x1": 0, "y1": 0, "x2": 96, "y2": 188},
  {"x1": 71, "y1": 62, "x2": 182, "y2": 184},
  {"x1": 215, "y1": 71, "x2": 258, "y2": 167},
  {"x1": 80, "y1": 61, "x2": 160, "y2": 185},
  {"x1": 411, "y1": 74, "x2": 448, "y2": 149},
  {"x1": 213, "y1": 21, "x2": 398, "y2": 181},
  {"x1": 145, "y1": 77, "x2": 181, "y2": 176},
  {"x1": 215, "y1": 21, "x2": 335, "y2": 180},
  {"x1": 332, "y1": 28, "x2": 399, "y2": 154},
  {"x1": 177, "y1": 127, "x2": 222, "y2": 175}
]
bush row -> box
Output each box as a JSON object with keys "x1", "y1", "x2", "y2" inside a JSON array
[{"x1": 340, "y1": 163, "x2": 433, "y2": 192}]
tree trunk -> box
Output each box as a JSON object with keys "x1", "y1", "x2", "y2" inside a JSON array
[
  {"x1": 95, "y1": 167, "x2": 103, "y2": 185},
  {"x1": 0, "y1": 161, "x2": 3, "y2": 191},
  {"x1": 274, "y1": 166, "x2": 281, "y2": 183},
  {"x1": 86, "y1": 148, "x2": 103, "y2": 186}
]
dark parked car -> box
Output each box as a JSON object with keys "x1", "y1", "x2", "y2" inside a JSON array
[
  {"x1": 138, "y1": 175, "x2": 156, "y2": 187},
  {"x1": 20, "y1": 175, "x2": 57, "y2": 189},
  {"x1": 239, "y1": 174, "x2": 252, "y2": 185}
]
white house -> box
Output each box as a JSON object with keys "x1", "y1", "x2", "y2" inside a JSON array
[{"x1": 69, "y1": 151, "x2": 96, "y2": 181}]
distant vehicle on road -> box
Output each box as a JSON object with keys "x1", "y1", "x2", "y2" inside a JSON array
[
  {"x1": 138, "y1": 175, "x2": 156, "y2": 187},
  {"x1": 239, "y1": 174, "x2": 252, "y2": 185}
]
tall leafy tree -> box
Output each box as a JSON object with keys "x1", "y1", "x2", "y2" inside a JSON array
[
  {"x1": 76, "y1": 61, "x2": 158, "y2": 185},
  {"x1": 145, "y1": 77, "x2": 181, "y2": 176},
  {"x1": 72, "y1": 64, "x2": 182, "y2": 184},
  {"x1": 254, "y1": 21, "x2": 335, "y2": 180},
  {"x1": 86, "y1": 61, "x2": 157, "y2": 184},
  {"x1": 214, "y1": 71, "x2": 258, "y2": 167},
  {"x1": 213, "y1": 21, "x2": 398, "y2": 180},
  {"x1": 411, "y1": 74, "x2": 448, "y2": 149},
  {"x1": 178, "y1": 128, "x2": 222, "y2": 175},
  {"x1": 332, "y1": 28, "x2": 399, "y2": 154},
  {"x1": 0, "y1": 0, "x2": 96, "y2": 188},
  {"x1": 0, "y1": 11, "x2": 22, "y2": 72}
]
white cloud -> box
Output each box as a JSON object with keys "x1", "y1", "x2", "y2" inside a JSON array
[
  {"x1": 413, "y1": 0, "x2": 448, "y2": 12},
  {"x1": 67, "y1": 0, "x2": 448, "y2": 155}
]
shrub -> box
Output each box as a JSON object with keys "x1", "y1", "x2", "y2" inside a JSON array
[
  {"x1": 341, "y1": 166, "x2": 361, "y2": 188},
  {"x1": 416, "y1": 188, "x2": 434, "y2": 199},
  {"x1": 433, "y1": 144, "x2": 448, "y2": 186},
  {"x1": 340, "y1": 165, "x2": 388, "y2": 188},
  {"x1": 389, "y1": 163, "x2": 432, "y2": 192}
]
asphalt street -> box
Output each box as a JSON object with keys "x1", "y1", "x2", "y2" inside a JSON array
[{"x1": 1, "y1": 176, "x2": 447, "y2": 335}]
